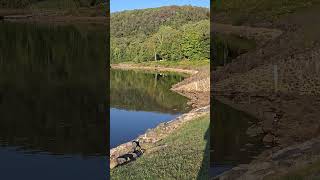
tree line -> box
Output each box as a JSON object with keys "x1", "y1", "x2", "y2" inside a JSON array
[
  {"x1": 111, "y1": 6, "x2": 210, "y2": 63},
  {"x1": 0, "y1": 0, "x2": 106, "y2": 8}
]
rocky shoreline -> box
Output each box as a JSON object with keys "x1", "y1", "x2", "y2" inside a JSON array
[
  {"x1": 110, "y1": 63, "x2": 210, "y2": 169},
  {"x1": 212, "y1": 10, "x2": 320, "y2": 178},
  {"x1": 215, "y1": 136, "x2": 320, "y2": 180},
  {"x1": 212, "y1": 92, "x2": 320, "y2": 179}
]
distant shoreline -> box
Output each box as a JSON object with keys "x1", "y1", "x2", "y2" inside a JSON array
[{"x1": 110, "y1": 63, "x2": 198, "y2": 75}]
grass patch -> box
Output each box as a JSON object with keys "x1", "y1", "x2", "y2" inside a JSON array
[
  {"x1": 120, "y1": 59, "x2": 210, "y2": 69},
  {"x1": 111, "y1": 114, "x2": 210, "y2": 180}
]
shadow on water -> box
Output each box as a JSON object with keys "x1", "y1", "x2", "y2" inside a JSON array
[
  {"x1": 212, "y1": 33, "x2": 256, "y2": 69},
  {"x1": 0, "y1": 21, "x2": 108, "y2": 179},
  {"x1": 197, "y1": 126, "x2": 210, "y2": 180},
  {"x1": 209, "y1": 99, "x2": 265, "y2": 177}
]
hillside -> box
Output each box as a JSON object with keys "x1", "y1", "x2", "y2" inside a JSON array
[
  {"x1": 110, "y1": 6, "x2": 210, "y2": 63},
  {"x1": 0, "y1": 0, "x2": 108, "y2": 19},
  {"x1": 111, "y1": 5, "x2": 209, "y2": 37},
  {"x1": 0, "y1": 0, "x2": 106, "y2": 9}
]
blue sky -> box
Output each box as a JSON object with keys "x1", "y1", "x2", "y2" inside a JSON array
[{"x1": 110, "y1": 0, "x2": 210, "y2": 13}]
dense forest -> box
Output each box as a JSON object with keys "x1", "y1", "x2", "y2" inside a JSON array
[
  {"x1": 111, "y1": 6, "x2": 210, "y2": 63},
  {"x1": 0, "y1": 0, "x2": 106, "y2": 9}
]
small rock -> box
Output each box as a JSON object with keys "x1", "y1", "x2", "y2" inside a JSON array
[
  {"x1": 245, "y1": 143, "x2": 254, "y2": 147},
  {"x1": 117, "y1": 157, "x2": 127, "y2": 165},
  {"x1": 263, "y1": 133, "x2": 274, "y2": 143},
  {"x1": 110, "y1": 159, "x2": 118, "y2": 169},
  {"x1": 247, "y1": 124, "x2": 264, "y2": 137}
]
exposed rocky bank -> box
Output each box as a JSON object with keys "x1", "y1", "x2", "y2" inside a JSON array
[{"x1": 212, "y1": 5, "x2": 320, "y2": 179}]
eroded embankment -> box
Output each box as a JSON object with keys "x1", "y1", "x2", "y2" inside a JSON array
[
  {"x1": 212, "y1": 17, "x2": 320, "y2": 179},
  {"x1": 110, "y1": 63, "x2": 210, "y2": 169}
]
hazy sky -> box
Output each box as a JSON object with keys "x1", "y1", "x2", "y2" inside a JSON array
[{"x1": 110, "y1": 0, "x2": 210, "y2": 12}]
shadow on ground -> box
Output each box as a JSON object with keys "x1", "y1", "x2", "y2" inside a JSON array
[{"x1": 197, "y1": 126, "x2": 209, "y2": 179}]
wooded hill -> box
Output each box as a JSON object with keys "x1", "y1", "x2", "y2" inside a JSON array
[
  {"x1": 111, "y1": 6, "x2": 210, "y2": 63},
  {"x1": 0, "y1": 0, "x2": 106, "y2": 9}
]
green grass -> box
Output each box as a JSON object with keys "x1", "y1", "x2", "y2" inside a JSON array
[
  {"x1": 111, "y1": 115, "x2": 210, "y2": 180},
  {"x1": 213, "y1": 0, "x2": 320, "y2": 24},
  {"x1": 120, "y1": 59, "x2": 210, "y2": 69}
]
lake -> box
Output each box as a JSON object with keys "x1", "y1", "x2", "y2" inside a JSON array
[
  {"x1": 0, "y1": 21, "x2": 108, "y2": 179},
  {"x1": 210, "y1": 99, "x2": 265, "y2": 177},
  {"x1": 110, "y1": 69, "x2": 191, "y2": 148},
  {"x1": 213, "y1": 33, "x2": 256, "y2": 68}
]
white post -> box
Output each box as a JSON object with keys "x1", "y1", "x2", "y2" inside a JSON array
[{"x1": 274, "y1": 64, "x2": 278, "y2": 93}]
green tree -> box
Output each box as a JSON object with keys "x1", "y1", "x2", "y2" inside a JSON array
[
  {"x1": 151, "y1": 26, "x2": 183, "y2": 61},
  {"x1": 180, "y1": 20, "x2": 210, "y2": 60},
  {"x1": 110, "y1": 6, "x2": 210, "y2": 63}
]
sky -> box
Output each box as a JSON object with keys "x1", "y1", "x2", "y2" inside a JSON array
[{"x1": 110, "y1": 0, "x2": 210, "y2": 13}]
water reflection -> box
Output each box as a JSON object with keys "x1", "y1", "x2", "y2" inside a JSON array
[
  {"x1": 110, "y1": 70, "x2": 190, "y2": 148},
  {"x1": 0, "y1": 21, "x2": 107, "y2": 179},
  {"x1": 210, "y1": 99, "x2": 265, "y2": 177},
  {"x1": 213, "y1": 33, "x2": 256, "y2": 67}
]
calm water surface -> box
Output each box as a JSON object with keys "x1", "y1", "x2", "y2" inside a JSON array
[
  {"x1": 210, "y1": 99, "x2": 265, "y2": 177},
  {"x1": 0, "y1": 21, "x2": 107, "y2": 179},
  {"x1": 110, "y1": 70, "x2": 190, "y2": 148}
]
